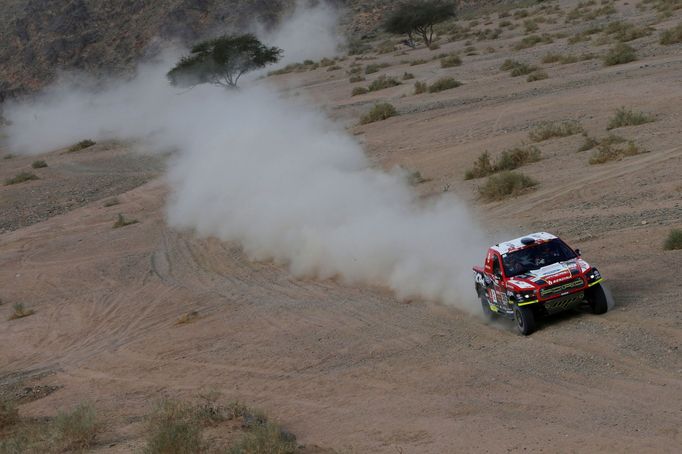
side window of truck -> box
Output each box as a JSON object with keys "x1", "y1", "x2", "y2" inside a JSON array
[{"x1": 492, "y1": 255, "x2": 501, "y2": 278}]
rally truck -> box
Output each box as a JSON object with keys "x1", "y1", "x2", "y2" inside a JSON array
[{"x1": 473, "y1": 232, "x2": 607, "y2": 335}]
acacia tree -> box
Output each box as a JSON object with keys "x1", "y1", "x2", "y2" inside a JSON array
[
  {"x1": 167, "y1": 34, "x2": 282, "y2": 89},
  {"x1": 384, "y1": 1, "x2": 457, "y2": 47}
]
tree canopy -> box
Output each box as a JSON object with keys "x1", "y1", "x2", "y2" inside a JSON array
[
  {"x1": 384, "y1": 1, "x2": 457, "y2": 46},
  {"x1": 167, "y1": 34, "x2": 282, "y2": 89}
]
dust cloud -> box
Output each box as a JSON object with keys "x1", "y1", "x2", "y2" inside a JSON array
[{"x1": 2, "y1": 2, "x2": 487, "y2": 312}]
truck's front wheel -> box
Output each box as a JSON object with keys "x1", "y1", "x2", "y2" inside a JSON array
[
  {"x1": 514, "y1": 305, "x2": 536, "y2": 335},
  {"x1": 481, "y1": 295, "x2": 494, "y2": 319},
  {"x1": 587, "y1": 283, "x2": 608, "y2": 314}
]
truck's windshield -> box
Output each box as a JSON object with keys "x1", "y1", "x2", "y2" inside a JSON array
[{"x1": 502, "y1": 239, "x2": 577, "y2": 277}]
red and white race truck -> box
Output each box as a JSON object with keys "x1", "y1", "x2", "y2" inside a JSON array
[{"x1": 473, "y1": 232, "x2": 607, "y2": 335}]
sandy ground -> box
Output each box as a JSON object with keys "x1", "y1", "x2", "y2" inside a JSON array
[{"x1": 1, "y1": 1, "x2": 681, "y2": 452}]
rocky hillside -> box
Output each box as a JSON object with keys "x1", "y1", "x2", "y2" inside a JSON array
[{"x1": 0, "y1": 0, "x2": 307, "y2": 99}]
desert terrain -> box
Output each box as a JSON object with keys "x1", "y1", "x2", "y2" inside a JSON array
[{"x1": 1, "y1": 0, "x2": 681, "y2": 452}]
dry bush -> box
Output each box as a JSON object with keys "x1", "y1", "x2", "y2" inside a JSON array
[
  {"x1": 365, "y1": 63, "x2": 389, "y2": 74},
  {"x1": 500, "y1": 59, "x2": 538, "y2": 76},
  {"x1": 52, "y1": 402, "x2": 99, "y2": 452},
  {"x1": 4, "y1": 171, "x2": 39, "y2": 186},
  {"x1": 144, "y1": 400, "x2": 204, "y2": 454},
  {"x1": 8, "y1": 303, "x2": 35, "y2": 320},
  {"x1": 409, "y1": 58, "x2": 429, "y2": 66},
  {"x1": 349, "y1": 75, "x2": 365, "y2": 83},
  {"x1": 68, "y1": 139, "x2": 96, "y2": 152},
  {"x1": 227, "y1": 421, "x2": 297, "y2": 454},
  {"x1": 368, "y1": 75, "x2": 401, "y2": 92},
  {"x1": 602, "y1": 21, "x2": 653, "y2": 42},
  {"x1": 351, "y1": 86, "x2": 368, "y2": 96},
  {"x1": 479, "y1": 171, "x2": 538, "y2": 201},
  {"x1": 440, "y1": 54, "x2": 462, "y2": 68},
  {"x1": 660, "y1": 23, "x2": 682, "y2": 44},
  {"x1": 464, "y1": 151, "x2": 495, "y2": 180},
  {"x1": 428, "y1": 77, "x2": 462, "y2": 92},
  {"x1": 524, "y1": 19, "x2": 539, "y2": 33},
  {"x1": 663, "y1": 229, "x2": 682, "y2": 250},
  {"x1": 31, "y1": 160, "x2": 47, "y2": 169},
  {"x1": 589, "y1": 141, "x2": 646, "y2": 164},
  {"x1": 402, "y1": 72, "x2": 415, "y2": 80},
  {"x1": 113, "y1": 213, "x2": 138, "y2": 228},
  {"x1": 465, "y1": 146, "x2": 540, "y2": 179},
  {"x1": 103, "y1": 198, "x2": 120, "y2": 207},
  {"x1": 176, "y1": 311, "x2": 199, "y2": 325},
  {"x1": 529, "y1": 120, "x2": 583, "y2": 142},
  {"x1": 375, "y1": 39, "x2": 396, "y2": 54},
  {"x1": 526, "y1": 70, "x2": 548, "y2": 82},
  {"x1": 607, "y1": 107, "x2": 655, "y2": 129},
  {"x1": 513, "y1": 33, "x2": 552, "y2": 50},
  {"x1": 0, "y1": 399, "x2": 19, "y2": 429},
  {"x1": 603, "y1": 43, "x2": 637, "y2": 66},
  {"x1": 414, "y1": 81, "x2": 428, "y2": 94},
  {"x1": 360, "y1": 103, "x2": 398, "y2": 125},
  {"x1": 577, "y1": 135, "x2": 599, "y2": 152},
  {"x1": 496, "y1": 145, "x2": 541, "y2": 170}
]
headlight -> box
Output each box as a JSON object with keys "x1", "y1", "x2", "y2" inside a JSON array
[
  {"x1": 515, "y1": 291, "x2": 536, "y2": 300},
  {"x1": 587, "y1": 268, "x2": 601, "y2": 282}
]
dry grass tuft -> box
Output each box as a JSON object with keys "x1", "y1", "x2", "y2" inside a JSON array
[
  {"x1": 589, "y1": 140, "x2": 646, "y2": 164},
  {"x1": 529, "y1": 120, "x2": 583, "y2": 142},
  {"x1": 52, "y1": 402, "x2": 99, "y2": 451},
  {"x1": 31, "y1": 160, "x2": 48, "y2": 169},
  {"x1": 663, "y1": 229, "x2": 682, "y2": 250},
  {"x1": 603, "y1": 43, "x2": 636, "y2": 66},
  {"x1": 607, "y1": 107, "x2": 655, "y2": 129},
  {"x1": 479, "y1": 171, "x2": 538, "y2": 201},
  {"x1": 4, "y1": 171, "x2": 39, "y2": 186},
  {"x1": 428, "y1": 77, "x2": 462, "y2": 93},
  {"x1": 68, "y1": 139, "x2": 96, "y2": 152},
  {"x1": 176, "y1": 311, "x2": 199, "y2": 325},
  {"x1": 360, "y1": 103, "x2": 398, "y2": 125},
  {"x1": 113, "y1": 213, "x2": 139, "y2": 228},
  {"x1": 8, "y1": 303, "x2": 35, "y2": 320},
  {"x1": 660, "y1": 23, "x2": 682, "y2": 44}
]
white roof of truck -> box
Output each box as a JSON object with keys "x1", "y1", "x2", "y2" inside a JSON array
[{"x1": 491, "y1": 232, "x2": 558, "y2": 255}]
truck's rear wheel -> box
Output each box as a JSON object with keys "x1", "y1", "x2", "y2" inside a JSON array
[
  {"x1": 481, "y1": 295, "x2": 494, "y2": 319},
  {"x1": 514, "y1": 305, "x2": 536, "y2": 335},
  {"x1": 587, "y1": 283, "x2": 608, "y2": 314}
]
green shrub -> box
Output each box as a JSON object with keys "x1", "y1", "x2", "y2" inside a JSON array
[
  {"x1": 52, "y1": 402, "x2": 98, "y2": 451},
  {"x1": 414, "y1": 81, "x2": 428, "y2": 94},
  {"x1": 365, "y1": 64, "x2": 380, "y2": 74},
  {"x1": 529, "y1": 120, "x2": 583, "y2": 142},
  {"x1": 144, "y1": 400, "x2": 203, "y2": 454},
  {"x1": 589, "y1": 141, "x2": 646, "y2": 164},
  {"x1": 607, "y1": 107, "x2": 655, "y2": 129},
  {"x1": 0, "y1": 399, "x2": 19, "y2": 429},
  {"x1": 526, "y1": 70, "x2": 548, "y2": 82},
  {"x1": 603, "y1": 21, "x2": 652, "y2": 42},
  {"x1": 542, "y1": 53, "x2": 562, "y2": 63},
  {"x1": 440, "y1": 54, "x2": 462, "y2": 68},
  {"x1": 464, "y1": 151, "x2": 495, "y2": 180},
  {"x1": 4, "y1": 172, "x2": 39, "y2": 185},
  {"x1": 428, "y1": 77, "x2": 462, "y2": 92},
  {"x1": 513, "y1": 34, "x2": 552, "y2": 50},
  {"x1": 68, "y1": 139, "x2": 96, "y2": 152},
  {"x1": 402, "y1": 72, "x2": 415, "y2": 80},
  {"x1": 368, "y1": 75, "x2": 401, "y2": 92},
  {"x1": 577, "y1": 135, "x2": 598, "y2": 152},
  {"x1": 660, "y1": 23, "x2": 682, "y2": 44},
  {"x1": 227, "y1": 421, "x2": 297, "y2": 454},
  {"x1": 663, "y1": 229, "x2": 682, "y2": 250},
  {"x1": 113, "y1": 213, "x2": 138, "y2": 228},
  {"x1": 479, "y1": 171, "x2": 538, "y2": 201},
  {"x1": 351, "y1": 86, "x2": 368, "y2": 96},
  {"x1": 500, "y1": 60, "x2": 537, "y2": 76},
  {"x1": 31, "y1": 160, "x2": 48, "y2": 169},
  {"x1": 349, "y1": 75, "x2": 365, "y2": 83},
  {"x1": 8, "y1": 303, "x2": 35, "y2": 320},
  {"x1": 360, "y1": 103, "x2": 398, "y2": 125},
  {"x1": 524, "y1": 19, "x2": 539, "y2": 33},
  {"x1": 496, "y1": 145, "x2": 541, "y2": 171},
  {"x1": 603, "y1": 43, "x2": 636, "y2": 66}
]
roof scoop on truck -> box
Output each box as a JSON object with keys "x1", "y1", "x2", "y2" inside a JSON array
[{"x1": 520, "y1": 237, "x2": 536, "y2": 245}]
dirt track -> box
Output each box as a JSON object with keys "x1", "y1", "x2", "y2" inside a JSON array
[{"x1": 1, "y1": 1, "x2": 681, "y2": 452}]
